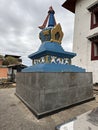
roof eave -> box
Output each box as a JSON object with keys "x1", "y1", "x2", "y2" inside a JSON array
[
  {"x1": 62, "y1": 0, "x2": 76, "y2": 13},
  {"x1": 29, "y1": 50, "x2": 76, "y2": 59}
]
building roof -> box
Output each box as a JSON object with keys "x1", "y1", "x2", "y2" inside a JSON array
[
  {"x1": 8, "y1": 64, "x2": 27, "y2": 69},
  {"x1": 62, "y1": 0, "x2": 76, "y2": 13},
  {"x1": 5, "y1": 54, "x2": 21, "y2": 59}
]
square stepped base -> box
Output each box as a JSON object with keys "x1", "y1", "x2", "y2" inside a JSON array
[{"x1": 16, "y1": 72, "x2": 94, "y2": 119}]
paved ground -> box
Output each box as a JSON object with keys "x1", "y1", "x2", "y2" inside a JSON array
[
  {"x1": 0, "y1": 88, "x2": 98, "y2": 130},
  {"x1": 56, "y1": 108, "x2": 98, "y2": 130}
]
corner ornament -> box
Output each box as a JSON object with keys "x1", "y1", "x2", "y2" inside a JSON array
[{"x1": 51, "y1": 23, "x2": 64, "y2": 44}]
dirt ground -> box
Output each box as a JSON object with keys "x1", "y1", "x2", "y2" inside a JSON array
[{"x1": 0, "y1": 88, "x2": 98, "y2": 130}]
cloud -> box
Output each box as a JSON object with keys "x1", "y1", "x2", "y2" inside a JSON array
[{"x1": 0, "y1": 0, "x2": 74, "y2": 65}]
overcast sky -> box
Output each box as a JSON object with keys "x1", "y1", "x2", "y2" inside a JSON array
[{"x1": 0, "y1": 0, "x2": 74, "y2": 66}]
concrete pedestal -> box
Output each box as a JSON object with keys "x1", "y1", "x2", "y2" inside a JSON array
[{"x1": 16, "y1": 72, "x2": 94, "y2": 118}]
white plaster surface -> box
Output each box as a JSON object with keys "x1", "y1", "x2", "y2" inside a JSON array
[{"x1": 72, "y1": 0, "x2": 98, "y2": 83}]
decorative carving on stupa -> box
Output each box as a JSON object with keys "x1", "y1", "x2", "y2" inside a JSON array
[{"x1": 51, "y1": 23, "x2": 63, "y2": 44}]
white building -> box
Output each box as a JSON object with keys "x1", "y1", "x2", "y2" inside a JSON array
[{"x1": 63, "y1": 0, "x2": 98, "y2": 83}]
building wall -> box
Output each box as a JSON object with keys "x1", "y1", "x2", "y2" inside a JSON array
[
  {"x1": 72, "y1": 0, "x2": 98, "y2": 83},
  {"x1": 0, "y1": 67, "x2": 8, "y2": 79}
]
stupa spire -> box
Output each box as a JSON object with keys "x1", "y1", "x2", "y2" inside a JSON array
[
  {"x1": 39, "y1": 6, "x2": 56, "y2": 29},
  {"x1": 48, "y1": 6, "x2": 56, "y2": 27}
]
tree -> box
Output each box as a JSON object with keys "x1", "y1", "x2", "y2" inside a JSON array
[{"x1": 2, "y1": 56, "x2": 19, "y2": 65}]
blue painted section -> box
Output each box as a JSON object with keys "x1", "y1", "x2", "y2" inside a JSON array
[
  {"x1": 22, "y1": 63, "x2": 85, "y2": 72},
  {"x1": 39, "y1": 28, "x2": 52, "y2": 43},
  {"x1": 29, "y1": 42, "x2": 76, "y2": 59},
  {"x1": 48, "y1": 11, "x2": 55, "y2": 27}
]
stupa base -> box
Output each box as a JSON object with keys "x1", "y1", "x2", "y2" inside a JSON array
[{"x1": 16, "y1": 72, "x2": 94, "y2": 119}]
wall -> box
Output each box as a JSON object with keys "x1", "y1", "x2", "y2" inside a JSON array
[
  {"x1": 0, "y1": 67, "x2": 8, "y2": 79},
  {"x1": 72, "y1": 0, "x2": 98, "y2": 83}
]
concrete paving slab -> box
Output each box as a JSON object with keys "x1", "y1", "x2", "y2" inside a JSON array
[
  {"x1": 0, "y1": 88, "x2": 98, "y2": 130},
  {"x1": 56, "y1": 108, "x2": 98, "y2": 130}
]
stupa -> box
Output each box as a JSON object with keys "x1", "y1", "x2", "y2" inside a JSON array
[
  {"x1": 22, "y1": 6, "x2": 85, "y2": 72},
  {"x1": 16, "y1": 7, "x2": 94, "y2": 119}
]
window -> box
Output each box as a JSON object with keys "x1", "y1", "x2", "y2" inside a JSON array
[
  {"x1": 87, "y1": 1, "x2": 98, "y2": 29},
  {"x1": 91, "y1": 41, "x2": 98, "y2": 60},
  {"x1": 91, "y1": 10, "x2": 98, "y2": 29},
  {"x1": 87, "y1": 33, "x2": 98, "y2": 60}
]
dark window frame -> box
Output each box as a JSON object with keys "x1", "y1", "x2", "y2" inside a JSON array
[
  {"x1": 91, "y1": 41, "x2": 98, "y2": 60},
  {"x1": 91, "y1": 8, "x2": 98, "y2": 29}
]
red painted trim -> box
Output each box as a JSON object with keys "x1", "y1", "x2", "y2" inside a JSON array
[
  {"x1": 91, "y1": 42, "x2": 98, "y2": 60},
  {"x1": 91, "y1": 12, "x2": 94, "y2": 29},
  {"x1": 91, "y1": 42, "x2": 94, "y2": 60}
]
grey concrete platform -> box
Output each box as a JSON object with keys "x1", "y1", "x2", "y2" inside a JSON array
[
  {"x1": 0, "y1": 88, "x2": 98, "y2": 130},
  {"x1": 16, "y1": 72, "x2": 94, "y2": 118}
]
